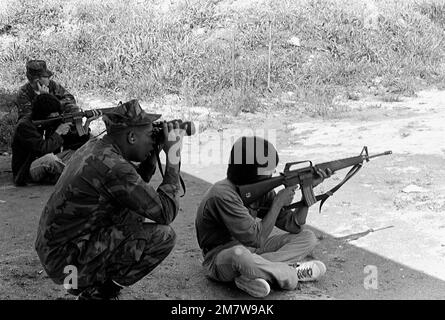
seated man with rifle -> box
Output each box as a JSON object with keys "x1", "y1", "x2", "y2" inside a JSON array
[
  {"x1": 35, "y1": 99, "x2": 190, "y2": 300},
  {"x1": 11, "y1": 93, "x2": 93, "y2": 186},
  {"x1": 195, "y1": 136, "x2": 331, "y2": 298},
  {"x1": 196, "y1": 136, "x2": 391, "y2": 298}
]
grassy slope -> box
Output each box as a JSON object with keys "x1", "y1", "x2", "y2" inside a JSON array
[{"x1": 1, "y1": 0, "x2": 445, "y2": 148}]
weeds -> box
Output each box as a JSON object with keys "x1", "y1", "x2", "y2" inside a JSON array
[
  {"x1": 0, "y1": 89, "x2": 17, "y2": 151},
  {"x1": 0, "y1": 109, "x2": 17, "y2": 152},
  {"x1": 0, "y1": 0, "x2": 444, "y2": 149},
  {"x1": 381, "y1": 94, "x2": 402, "y2": 103},
  {"x1": 417, "y1": 0, "x2": 445, "y2": 27}
]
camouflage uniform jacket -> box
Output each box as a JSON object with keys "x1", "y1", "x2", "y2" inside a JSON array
[
  {"x1": 16, "y1": 80, "x2": 78, "y2": 119},
  {"x1": 35, "y1": 135, "x2": 181, "y2": 284}
]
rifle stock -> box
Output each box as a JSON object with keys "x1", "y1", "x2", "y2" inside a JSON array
[{"x1": 237, "y1": 176, "x2": 285, "y2": 205}]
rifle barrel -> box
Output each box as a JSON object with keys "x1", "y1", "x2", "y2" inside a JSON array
[
  {"x1": 316, "y1": 155, "x2": 364, "y2": 173},
  {"x1": 83, "y1": 107, "x2": 116, "y2": 118},
  {"x1": 33, "y1": 107, "x2": 117, "y2": 127},
  {"x1": 368, "y1": 151, "x2": 392, "y2": 159}
]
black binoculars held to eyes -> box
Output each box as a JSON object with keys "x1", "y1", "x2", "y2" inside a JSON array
[{"x1": 152, "y1": 120, "x2": 196, "y2": 144}]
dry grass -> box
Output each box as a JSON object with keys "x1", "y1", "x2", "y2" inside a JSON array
[
  {"x1": 1, "y1": 0, "x2": 445, "y2": 147},
  {"x1": 0, "y1": 89, "x2": 17, "y2": 151}
]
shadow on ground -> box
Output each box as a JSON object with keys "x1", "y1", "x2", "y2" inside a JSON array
[{"x1": 1, "y1": 156, "x2": 444, "y2": 300}]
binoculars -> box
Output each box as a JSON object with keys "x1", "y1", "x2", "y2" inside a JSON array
[{"x1": 152, "y1": 120, "x2": 196, "y2": 144}]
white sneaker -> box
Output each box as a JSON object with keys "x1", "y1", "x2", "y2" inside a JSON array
[
  {"x1": 292, "y1": 260, "x2": 326, "y2": 282},
  {"x1": 235, "y1": 276, "x2": 271, "y2": 298}
]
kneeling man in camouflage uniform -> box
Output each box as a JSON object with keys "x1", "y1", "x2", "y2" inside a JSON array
[{"x1": 35, "y1": 100, "x2": 186, "y2": 299}]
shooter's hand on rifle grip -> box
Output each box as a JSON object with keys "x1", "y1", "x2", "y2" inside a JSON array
[
  {"x1": 313, "y1": 167, "x2": 333, "y2": 187},
  {"x1": 272, "y1": 186, "x2": 298, "y2": 209}
]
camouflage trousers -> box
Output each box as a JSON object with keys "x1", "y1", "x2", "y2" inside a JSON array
[{"x1": 46, "y1": 210, "x2": 176, "y2": 289}]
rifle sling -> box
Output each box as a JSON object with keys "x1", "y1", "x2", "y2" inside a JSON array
[
  {"x1": 316, "y1": 162, "x2": 363, "y2": 212},
  {"x1": 155, "y1": 150, "x2": 186, "y2": 197}
]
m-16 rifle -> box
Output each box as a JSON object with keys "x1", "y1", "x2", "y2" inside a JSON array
[
  {"x1": 33, "y1": 107, "x2": 116, "y2": 136},
  {"x1": 33, "y1": 108, "x2": 197, "y2": 139},
  {"x1": 237, "y1": 146, "x2": 392, "y2": 212}
]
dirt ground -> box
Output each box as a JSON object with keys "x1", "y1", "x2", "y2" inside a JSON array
[{"x1": 1, "y1": 89, "x2": 445, "y2": 300}]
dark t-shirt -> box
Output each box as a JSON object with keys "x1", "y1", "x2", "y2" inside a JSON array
[{"x1": 11, "y1": 115, "x2": 64, "y2": 184}]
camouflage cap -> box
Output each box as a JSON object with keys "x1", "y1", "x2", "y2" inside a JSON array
[
  {"x1": 103, "y1": 99, "x2": 161, "y2": 133},
  {"x1": 26, "y1": 60, "x2": 53, "y2": 78}
]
